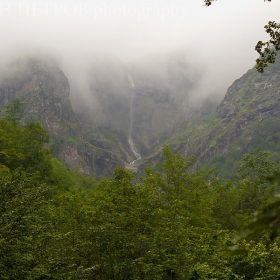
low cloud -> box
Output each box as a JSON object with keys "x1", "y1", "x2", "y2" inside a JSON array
[{"x1": 0, "y1": 0, "x2": 279, "y2": 105}]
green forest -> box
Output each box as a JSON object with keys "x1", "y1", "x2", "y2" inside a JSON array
[{"x1": 1, "y1": 103, "x2": 280, "y2": 279}]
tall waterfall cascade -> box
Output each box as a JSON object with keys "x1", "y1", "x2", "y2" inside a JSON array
[{"x1": 127, "y1": 73, "x2": 141, "y2": 164}]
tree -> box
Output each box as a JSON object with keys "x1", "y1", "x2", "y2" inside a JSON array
[
  {"x1": 0, "y1": 167, "x2": 53, "y2": 279},
  {"x1": 237, "y1": 150, "x2": 277, "y2": 185},
  {"x1": 3, "y1": 99, "x2": 24, "y2": 122},
  {"x1": 233, "y1": 172, "x2": 280, "y2": 245},
  {"x1": 0, "y1": 99, "x2": 53, "y2": 178},
  {"x1": 204, "y1": 0, "x2": 280, "y2": 73}
]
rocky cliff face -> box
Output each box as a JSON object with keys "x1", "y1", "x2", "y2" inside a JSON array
[
  {"x1": 73, "y1": 53, "x2": 197, "y2": 157},
  {"x1": 136, "y1": 58, "x2": 280, "y2": 178},
  {"x1": 3, "y1": 52, "x2": 279, "y2": 180},
  {"x1": 0, "y1": 55, "x2": 125, "y2": 179},
  {"x1": 0, "y1": 56, "x2": 76, "y2": 134},
  {"x1": 161, "y1": 59, "x2": 280, "y2": 178},
  {"x1": 129, "y1": 53, "x2": 193, "y2": 155}
]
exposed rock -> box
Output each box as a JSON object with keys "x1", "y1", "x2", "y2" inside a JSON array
[
  {"x1": 0, "y1": 55, "x2": 124, "y2": 179},
  {"x1": 138, "y1": 57, "x2": 280, "y2": 178}
]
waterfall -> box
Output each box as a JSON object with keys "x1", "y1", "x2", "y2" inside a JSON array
[{"x1": 127, "y1": 73, "x2": 141, "y2": 164}]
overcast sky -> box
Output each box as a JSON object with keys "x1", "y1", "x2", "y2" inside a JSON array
[{"x1": 2, "y1": 0, "x2": 280, "y2": 99}]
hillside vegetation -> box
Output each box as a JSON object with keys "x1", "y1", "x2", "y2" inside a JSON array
[
  {"x1": 154, "y1": 57, "x2": 280, "y2": 180},
  {"x1": 1, "y1": 106, "x2": 280, "y2": 279}
]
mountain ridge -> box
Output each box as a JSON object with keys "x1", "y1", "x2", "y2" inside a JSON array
[
  {"x1": 1, "y1": 53, "x2": 280, "y2": 180},
  {"x1": 0, "y1": 56, "x2": 126, "y2": 179},
  {"x1": 157, "y1": 58, "x2": 280, "y2": 179}
]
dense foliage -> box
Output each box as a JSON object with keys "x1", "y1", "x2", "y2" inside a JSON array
[{"x1": 1, "y1": 106, "x2": 280, "y2": 279}]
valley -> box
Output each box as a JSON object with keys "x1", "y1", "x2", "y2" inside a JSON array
[
  {"x1": 2, "y1": 0, "x2": 280, "y2": 278},
  {"x1": 0, "y1": 52, "x2": 279, "y2": 180}
]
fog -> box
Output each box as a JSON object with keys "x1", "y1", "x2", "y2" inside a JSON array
[{"x1": 1, "y1": 0, "x2": 280, "y2": 104}]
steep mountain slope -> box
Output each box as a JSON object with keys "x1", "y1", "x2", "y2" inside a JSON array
[
  {"x1": 0, "y1": 53, "x2": 204, "y2": 178},
  {"x1": 72, "y1": 53, "x2": 200, "y2": 157},
  {"x1": 163, "y1": 58, "x2": 280, "y2": 178},
  {"x1": 3, "y1": 52, "x2": 279, "y2": 180},
  {"x1": 0, "y1": 55, "x2": 127, "y2": 178}
]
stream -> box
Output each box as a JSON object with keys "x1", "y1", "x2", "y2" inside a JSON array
[{"x1": 127, "y1": 73, "x2": 142, "y2": 164}]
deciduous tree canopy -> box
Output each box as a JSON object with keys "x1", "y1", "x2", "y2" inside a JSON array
[{"x1": 1, "y1": 102, "x2": 280, "y2": 278}]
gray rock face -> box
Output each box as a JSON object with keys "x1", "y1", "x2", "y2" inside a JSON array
[
  {"x1": 139, "y1": 58, "x2": 280, "y2": 178},
  {"x1": 72, "y1": 53, "x2": 197, "y2": 157},
  {"x1": 0, "y1": 56, "x2": 124, "y2": 179},
  {"x1": 179, "y1": 60, "x2": 280, "y2": 171},
  {"x1": 3, "y1": 53, "x2": 280, "y2": 179}
]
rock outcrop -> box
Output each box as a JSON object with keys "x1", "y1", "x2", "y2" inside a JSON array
[
  {"x1": 138, "y1": 58, "x2": 280, "y2": 178},
  {"x1": 0, "y1": 55, "x2": 124, "y2": 179}
]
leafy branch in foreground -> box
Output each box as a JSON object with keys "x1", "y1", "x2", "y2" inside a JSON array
[
  {"x1": 204, "y1": 0, "x2": 272, "y2": 8},
  {"x1": 255, "y1": 21, "x2": 280, "y2": 73},
  {"x1": 203, "y1": 0, "x2": 216, "y2": 6},
  {"x1": 204, "y1": 0, "x2": 280, "y2": 73},
  {"x1": 230, "y1": 172, "x2": 280, "y2": 254}
]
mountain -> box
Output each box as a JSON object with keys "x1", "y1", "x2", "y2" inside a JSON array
[
  {"x1": 0, "y1": 55, "x2": 126, "y2": 179},
  {"x1": 1, "y1": 52, "x2": 280, "y2": 180},
  {"x1": 0, "y1": 53, "x2": 202, "y2": 177},
  {"x1": 72, "y1": 53, "x2": 200, "y2": 157},
  {"x1": 159, "y1": 57, "x2": 280, "y2": 179}
]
